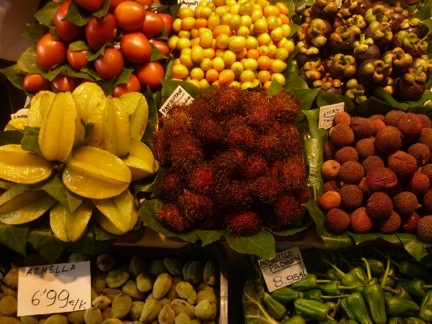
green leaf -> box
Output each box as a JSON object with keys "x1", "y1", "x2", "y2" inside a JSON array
[
  {"x1": 291, "y1": 88, "x2": 320, "y2": 110},
  {"x1": 20, "y1": 126, "x2": 41, "y2": 155},
  {"x1": 23, "y1": 22, "x2": 47, "y2": 44},
  {"x1": 0, "y1": 65, "x2": 26, "y2": 92},
  {"x1": 28, "y1": 227, "x2": 66, "y2": 263},
  {"x1": 65, "y1": 228, "x2": 114, "y2": 255},
  {"x1": 267, "y1": 79, "x2": 284, "y2": 96},
  {"x1": 194, "y1": 229, "x2": 224, "y2": 246},
  {"x1": 397, "y1": 233, "x2": 432, "y2": 261},
  {"x1": 34, "y1": 1, "x2": 59, "y2": 27},
  {"x1": 65, "y1": 0, "x2": 93, "y2": 26},
  {"x1": 372, "y1": 87, "x2": 432, "y2": 110},
  {"x1": 16, "y1": 46, "x2": 41, "y2": 74},
  {"x1": 142, "y1": 87, "x2": 159, "y2": 147},
  {"x1": 69, "y1": 40, "x2": 90, "y2": 51},
  {"x1": 316, "y1": 92, "x2": 356, "y2": 111},
  {"x1": 40, "y1": 176, "x2": 84, "y2": 214},
  {"x1": 150, "y1": 43, "x2": 168, "y2": 61},
  {"x1": 0, "y1": 130, "x2": 24, "y2": 146},
  {"x1": 225, "y1": 231, "x2": 276, "y2": 259},
  {"x1": 114, "y1": 67, "x2": 134, "y2": 87},
  {"x1": 160, "y1": 79, "x2": 201, "y2": 104},
  {"x1": 0, "y1": 224, "x2": 29, "y2": 256}
]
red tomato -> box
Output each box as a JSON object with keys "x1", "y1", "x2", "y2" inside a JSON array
[
  {"x1": 85, "y1": 13, "x2": 117, "y2": 51},
  {"x1": 109, "y1": 0, "x2": 127, "y2": 11},
  {"x1": 142, "y1": 11, "x2": 165, "y2": 38},
  {"x1": 158, "y1": 13, "x2": 173, "y2": 35},
  {"x1": 73, "y1": 0, "x2": 104, "y2": 12},
  {"x1": 36, "y1": 33, "x2": 67, "y2": 71},
  {"x1": 150, "y1": 39, "x2": 170, "y2": 56},
  {"x1": 113, "y1": 74, "x2": 142, "y2": 97},
  {"x1": 120, "y1": 32, "x2": 152, "y2": 64},
  {"x1": 23, "y1": 73, "x2": 52, "y2": 94},
  {"x1": 67, "y1": 48, "x2": 88, "y2": 70},
  {"x1": 114, "y1": 1, "x2": 146, "y2": 31},
  {"x1": 52, "y1": 74, "x2": 81, "y2": 92},
  {"x1": 55, "y1": 2, "x2": 84, "y2": 42},
  {"x1": 94, "y1": 47, "x2": 124, "y2": 79},
  {"x1": 135, "y1": 60, "x2": 164, "y2": 89},
  {"x1": 135, "y1": 0, "x2": 152, "y2": 8}
]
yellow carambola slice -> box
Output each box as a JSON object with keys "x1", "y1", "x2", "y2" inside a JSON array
[
  {"x1": 0, "y1": 144, "x2": 53, "y2": 184},
  {"x1": 72, "y1": 82, "x2": 106, "y2": 124},
  {"x1": 119, "y1": 92, "x2": 149, "y2": 141},
  {"x1": 27, "y1": 90, "x2": 55, "y2": 127},
  {"x1": 63, "y1": 146, "x2": 131, "y2": 199},
  {"x1": 123, "y1": 138, "x2": 159, "y2": 181}
]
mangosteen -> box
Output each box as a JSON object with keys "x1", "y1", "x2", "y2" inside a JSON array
[{"x1": 353, "y1": 34, "x2": 381, "y2": 64}]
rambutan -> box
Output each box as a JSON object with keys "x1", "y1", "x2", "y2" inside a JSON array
[
  {"x1": 278, "y1": 155, "x2": 308, "y2": 191},
  {"x1": 271, "y1": 90, "x2": 300, "y2": 123},
  {"x1": 156, "y1": 204, "x2": 193, "y2": 233},
  {"x1": 244, "y1": 91, "x2": 273, "y2": 131},
  {"x1": 178, "y1": 190, "x2": 213, "y2": 224},
  {"x1": 270, "y1": 194, "x2": 306, "y2": 230},
  {"x1": 162, "y1": 105, "x2": 192, "y2": 138},
  {"x1": 169, "y1": 134, "x2": 204, "y2": 171},
  {"x1": 250, "y1": 175, "x2": 283, "y2": 204},
  {"x1": 156, "y1": 171, "x2": 183, "y2": 202},
  {"x1": 254, "y1": 133, "x2": 282, "y2": 162},
  {"x1": 277, "y1": 124, "x2": 304, "y2": 157},
  {"x1": 152, "y1": 131, "x2": 170, "y2": 166},
  {"x1": 189, "y1": 163, "x2": 214, "y2": 195},
  {"x1": 225, "y1": 211, "x2": 263, "y2": 236},
  {"x1": 214, "y1": 178, "x2": 253, "y2": 209},
  {"x1": 226, "y1": 121, "x2": 255, "y2": 150},
  {"x1": 193, "y1": 117, "x2": 225, "y2": 146},
  {"x1": 212, "y1": 148, "x2": 247, "y2": 179},
  {"x1": 243, "y1": 154, "x2": 268, "y2": 180},
  {"x1": 209, "y1": 86, "x2": 247, "y2": 119}
]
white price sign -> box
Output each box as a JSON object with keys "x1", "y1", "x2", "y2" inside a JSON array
[
  {"x1": 17, "y1": 261, "x2": 91, "y2": 317},
  {"x1": 258, "y1": 246, "x2": 307, "y2": 293},
  {"x1": 159, "y1": 85, "x2": 194, "y2": 116},
  {"x1": 318, "y1": 102, "x2": 345, "y2": 129}
]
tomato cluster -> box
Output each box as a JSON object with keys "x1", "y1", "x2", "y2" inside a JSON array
[{"x1": 24, "y1": 0, "x2": 173, "y2": 96}]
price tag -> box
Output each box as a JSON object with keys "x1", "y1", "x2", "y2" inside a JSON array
[
  {"x1": 258, "y1": 246, "x2": 307, "y2": 293},
  {"x1": 10, "y1": 108, "x2": 29, "y2": 119},
  {"x1": 178, "y1": 0, "x2": 205, "y2": 9},
  {"x1": 318, "y1": 102, "x2": 345, "y2": 129},
  {"x1": 17, "y1": 261, "x2": 91, "y2": 317},
  {"x1": 159, "y1": 85, "x2": 194, "y2": 116}
]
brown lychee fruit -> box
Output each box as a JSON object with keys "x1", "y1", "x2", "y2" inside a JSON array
[
  {"x1": 406, "y1": 171, "x2": 430, "y2": 196},
  {"x1": 384, "y1": 109, "x2": 405, "y2": 127},
  {"x1": 376, "y1": 210, "x2": 401, "y2": 234},
  {"x1": 366, "y1": 191, "x2": 393, "y2": 220},
  {"x1": 396, "y1": 112, "x2": 423, "y2": 141},
  {"x1": 335, "y1": 146, "x2": 359, "y2": 164},
  {"x1": 317, "y1": 191, "x2": 341, "y2": 212},
  {"x1": 355, "y1": 137, "x2": 376, "y2": 160},
  {"x1": 370, "y1": 118, "x2": 386, "y2": 135},
  {"x1": 388, "y1": 150, "x2": 418, "y2": 180},
  {"x1": 340, "y1": 184, "x2": 364, "y2": 211},
  {"x1": 225, "y1": 211, "x2": 263, "y2": 236},
  {"x1": 369, "y1": 114, "x2": 385, "y2": 122},
  {"x1": 417, "y1": 114, "x2": 432, "y2": 129},
  {"x1": 408, "y1": 143, "x2": 430, "y2": 166},
  {"x1": 422, "y1": 189, "x2": 432, "y2": 214},
  {"x1": 393, "y1": 191, "x2": 420, "y2": 217},
  {"x1": 419, "y1": 128, "x2": 432, "y2": 151},
  {"x1": 416, "y1": 215, "x2": 432, "y2": 242},
  {"x1": 333, "y1": 111, "x2": 351, "y2": 125},
  {"x1": 350, "y1": 117, "x2": 375, "y2": 139},
  {"x1": 420, "y1": 163, "x2": 432, "y2": 183},
  {"x1": 329, "y1": 123, "x2": 355, "y2": 148},
  {"x1": 359, "y1": 177, "x2": 373, "y2": 196},
  {"x1": 323, "y1": 180, "x2": 341, "y2": 193},
  {"x1": 365, "y1": 167, "x2": 398, "y2": 192},
  {"x1": 322, "y1": 159, "x2": 341, "y2": 180},
  {"x1": 338, "y1": 161, "x2": 364, "y2": 184},
  {"x1": 323, "y1": 141, "x2": 337, "y2": 160},
  {"x1": 325, "y1": 208, "x2": 351, "y2": 234},
  {"x1": 362, "y1": 155, "x2": 385, "y2": 174},
  {"x1": 350, "y1": 207, "x2": 374, "y2": 234},
  {"x1": 402, "y1": 211, "x2": 421, "y2": 234},
  {"x1": 375, "y1": 126, "x2": 402, "y2": 155}
]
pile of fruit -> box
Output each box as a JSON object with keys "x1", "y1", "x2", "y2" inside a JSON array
[
  {"x1": 296, "y1": 0, "x2": 431, "y2": 103},
  {"x1": 0, "y1": 247, "x2": 223, "y2": 323},
  {"x1": 167, "y1": 0, "x2": 294, "y2": 89},
  {"x1": 244, "y1": 248, "x2": 432, "y2": 323},
  {"x1": 317, "y1": 109, "x2": 432, "y2": 241},
  {"x1": 0, "y1": 82, "x2": 158, "y2": 242},
  {"x1": 13, "y1": 0, "x2": 173, "y2": 96}
]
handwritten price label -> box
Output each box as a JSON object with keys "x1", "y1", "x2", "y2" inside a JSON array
[
  {"x1": 258, "y1": 246, "x2": 308, "y2": 293},
  {"x1": 17, "y1": 261, "x2": 91, "y2": 317}
]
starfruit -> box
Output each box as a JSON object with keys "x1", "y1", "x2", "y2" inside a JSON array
[
  {"x1": 49, "y1": 200, "x2": 94, "y2": 242},
  {"x1": 119, "y1": 92, "x2": 149, "y2": 141},
  {"x1": 0, "y1": 144, "x2": 53, "y2": 184},
  {"x1": 4, "y1": 117, "x2": 27, "y2": 131},
  {"x1": 123, "y1": 138, "x2": 159, "y2": 181},
  {"x1": 27, "y1": 90, "x2": 55, "y2": 127},
  {"x1": 0, "y1": 184, "x2": 56, "y2": 225},
  {"x1": 87, "y1": 96, "x2": 131, "y2": 157},
  {"x1": 62, "y1": 146, "x2": 131, "y2": 199},
  {"x1": 72, "y1": 82, "x2": 106, "y2": 124},
  {"x1": 93, "y1": 189, "x2": 138, "y2": 235},
  {"x1": 38, "y1": 92, "x2": 79, "y2": 162}
]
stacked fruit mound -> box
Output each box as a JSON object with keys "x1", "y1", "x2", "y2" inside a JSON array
[
  {"x1": 296, "y1": 0, "x2": 431, "y2": 103},
  {"x1": 152, "y1": 86, "x2": 310, "y2": 236},
  {"x1": 168, "y1": 0, "x2": 294, "y2": 89},
  {"x1": 18, "y1": 0, "x2": 172, "y2": 96},
  {"x1": 317, "y1": 109, "x2": 432, "y2": 241},
  {"x1": 0, "y1": 82, "x2": 158, "y2": 242}
]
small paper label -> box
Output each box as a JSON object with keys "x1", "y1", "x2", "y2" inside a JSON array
[
  {"x1": 258, "y1": 246, "x2": 307, "y2": 293},
  {"x1": 159, "y1": 85, "x2": 194, "y2": 116},
  {"x1": 178, "y1": 0, "x2": 203, "y2": 9},
  {"x1": 318, "y1": 102, "x2": 345, "y2": 129},
  {"x1": 17, "y1": 261, "x2": 91, "y2": 317},
  {"x1": 11, "y1": 108, "x2": 29, "y2": 119}
]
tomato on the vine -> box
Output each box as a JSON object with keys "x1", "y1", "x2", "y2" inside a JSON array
[
  {"x1": 114, "y1": 1, "x2": 146, "y2": 31},
  {"x1": 36, "y1": 33, "x2": 67, "y2": 71},
  {"x1": 67, "y1": 48, "x2": 88, "y2": 70},
  {"x1": 158, "y1": 13, "x2": 173, "y2": 35},
  {"x1": 142, "y1": 11, "x2": 165, "y2": 38},
  {"x1": 73, "y1": 0, "x2": 104, "y2": 12},
  {"x1": 109, "y1": 0, "x2": 127, "y2": 11},
  {"x1": 52, "y1": 74, "x2": 81, "y2": 92},
  {"x1": 135, "y1": 60, "x2": 164, "y2": 89},
  {"x1": 120, "y1": 32, "x2": 152, "y2": 64},
  {"x1": 85, "y1": 13, "x2": 117, "y2": 51},
  {"x1": 23, "y1": 73, "x2": 51, "y2": 94},
  {"x1": 113, "y1": 74, "x2": 142, "y2": 97},
  {"x1": 94, "y1": 47, "x2": 124, "y2": 79},
  {"x1": 54, "y1": 1, "x2": 84, "y2": 42},
  {"x1": 150, "y1": 39, "x2": 170, "y2": 56}
]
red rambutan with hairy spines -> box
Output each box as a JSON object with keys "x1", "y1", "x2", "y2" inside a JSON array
[
  {"x1": 156, "y1": 204, "x2": 193, "y2": 233},
  {"x1": 169, "y1": 134, "x2": 204, "y2": 171},
  {"x1": 226, "y1": 121, "x2": 255, "y2": 150},
  {"x1": 189, "y1": 163, "x2": 214, "y2": 195},
  {"x1": 271, "y1": 90, "x2": 300, "y2": 123},
  {"x1": 162, "y1": 106, "x2": 193, "y2": 138},
  {"x1": 254, "y1": 133, "x2": 283, "y2": 162},
  {"x1": 209, "y1": 86, "x2": 247, "y2": 119},
  {"x1": 211, "y1": 148, "x2": 247, "y2": 179},
  {"x1": 250, "y1": 175, "x2": 283, "y2": 204},
  {"x1": 192, "y1": 117, "x2": 225, "y2": 146},
  {"x1": 277, "y1": 124, "x2": 304, "y2": 157},
  {"x1": 177, "y1": 190, "x2": 213, "y2": 224},
  {"x1": 225, "y1": 211, "x2": 263, "y2": 236},
  {"x1": 152, "y1": 131, "x2": 170, "y2": 166},
  {"x1": 278, "y1": 155, "x2": 308, "y2": 192},
  {"x1": 214, "y1": 178, "x2": 253, "y2": 209},
  {"x1": 244, "y1": 91, "x2": 273, "y2": 131},
  {"x1": 269, "y1": 194, "x2": 306, "y2": 230},
  {"x1": 156, "y1": 171, "x2": 184, "y2": 202},
  {"x1": 243, "y1": 154, "x2": 269, "y2": 180}
]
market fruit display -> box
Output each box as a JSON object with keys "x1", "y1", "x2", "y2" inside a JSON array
[
  {"x1": 243, "y1": 247, "x2": 432, "y2": 323},
  {"x1": 0, "y1": 82, "x2": 158, "y2": 242},
  {"x1": 0, "y1": 244, "x2": 226, "y2": 323},
  {"x1": 167, "y1": 0, "x2": 294, "y2": 89}
]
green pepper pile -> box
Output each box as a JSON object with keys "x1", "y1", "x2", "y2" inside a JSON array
[{"x1": 243, "y1": 248, "x2": 432, "y2": 323}]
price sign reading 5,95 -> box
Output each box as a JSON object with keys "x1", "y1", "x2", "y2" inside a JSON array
[{"x1": 17, "y1": 261, "x2": 91, "y2": 317}]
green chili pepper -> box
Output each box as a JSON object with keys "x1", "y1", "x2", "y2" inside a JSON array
[
  {"x1": 362, "y1": 258, "x2": 385, "y2": 277},
  {"x1": 340, "y1": 298, "x2": 356, "y2": 320},
  {"x1": 326, "y1": 268, "x2": 341, "y2": 281},
  {"x1": 339, "y1": 319, "x2": 359, "y2": 324},
  {"x1": 270, "y1": 287, "x2": 303, "y2": 304},
  {"x1": 281, "y1": 315, "x2": 306, "y2": 324},
  {"x1": 345, "y1": 292, "x2": 373, "y2": 324},
  {"x1": 405, "y1": 317, "x2": 427, "y2": 324},
  {"x1": 388, "y1": 317, "x2": 404, "y2": 324},
  {"x1": 319, "y1": 281, "x2": 359, "y2": 296},
  {"x1": 383, "y1": 286, "x2": 413, "y2": 300},
  {"x1": 293, "y1": 298, "x2": 333, "y2": 322},
  {"x1": 262, "y1": 292, "x2": 287, "y2": 320},
  {"x1": 361, "y1": 258, "x2": 387, "y2": 324},
  {"x1": 419, "y1": 290, "x2": 432, "y2": 321},
  {"x1": 348, "y1": 266, "x2": 368, "y2": 284},
  {"x1": 290, "y1": 274, "x2": 330, "y2": 292},
  {"x1": 323, "y1": 260, "x2": 365, "y2": 292},
  {"x1": 385, "y1": 295, "x2": 420, "y2": 317},
  {"x1": 396, "y1": 279, "x2": 432, "y2": 299}
]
